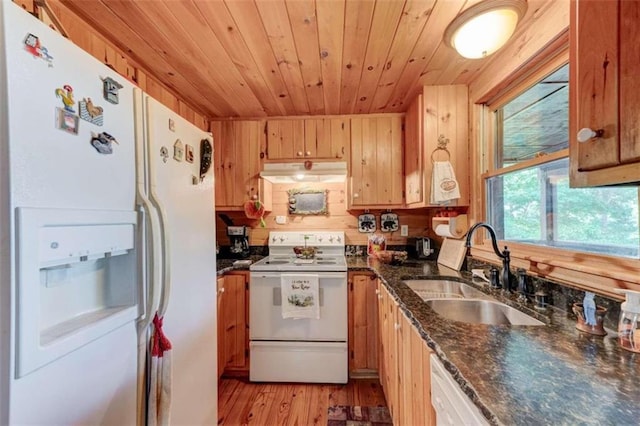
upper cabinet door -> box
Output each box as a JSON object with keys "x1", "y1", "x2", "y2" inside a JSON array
[
  {"x1": 572, "y1": 0, "x2": 619, "y2": 172},
  {"x1": 212, "y1": 120, "x2": 269, "y2": 210},
  {"x1": 266, "y1": 120, "x2": 305, "y2": 160},
  {"x1": 349, "y1": 116, "x2": 404, "y2": 208},
  {"x1": 570, "y1": 0, "x2": 640, "y2": 186},
  {"x1": 266, "y1": 118, "x2": 349, "y2": 160},
  {"x1": 404, "y1": 94, "x2": 423, "y2": 206}
]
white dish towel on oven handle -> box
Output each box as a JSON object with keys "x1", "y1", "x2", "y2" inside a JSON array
[{"x1": 281, "y1": 274, "x2": 320, "y2": 319}]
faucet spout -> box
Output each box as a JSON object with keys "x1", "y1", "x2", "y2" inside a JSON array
[{"x1": 465, "y1": 222, "x2": 512, "y2": 291}]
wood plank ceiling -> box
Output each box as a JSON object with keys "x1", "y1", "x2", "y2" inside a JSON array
[{"x1": 59, "y1": 0, "x2": 550, "y2": 119}]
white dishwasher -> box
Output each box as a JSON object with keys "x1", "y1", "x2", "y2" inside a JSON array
[{"x1": 431, "y1": 354, "x2": 489, "y2": 426}]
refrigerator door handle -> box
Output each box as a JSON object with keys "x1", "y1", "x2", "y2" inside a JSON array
[{"x1": 145, "y1": 96, "x2": 171, "y2": 318}]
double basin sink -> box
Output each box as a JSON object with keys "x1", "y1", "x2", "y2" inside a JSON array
[{"x1": 404, "y1": 279, "x2": 543, "y2": 326}]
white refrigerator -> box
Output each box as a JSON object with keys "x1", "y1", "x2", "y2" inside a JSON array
[{"x1": 0, "y1": 2, "x2": 217, "y2": 424}]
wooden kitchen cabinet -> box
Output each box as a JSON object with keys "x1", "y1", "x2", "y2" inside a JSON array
[
  {"x1": 404, "y1": 85, "x2": 469, "y2": 207},
  {"x1": 266, "y1": 118, "x2": 349, "y2": 161},
  {"x1": 217, "y1": 271, "x2": 249, "y2": 377},
  {"x1": 377, "y1": 281, "x2": 435, "y2": 425},
  {"x1": 569, "y1": 0, "x2": 640, "y2": 187},
  {"x1": 216, "y1": 276, "x2": 225, "y2": 380},
  {"x1": 349, "y1": 115, "x2": 404, "y2": 208},
  {"x1": 348, "y1": 272, "x2": 378, "y2": 376},
  {"x1": 211, "y1": 120, "x2": 272, "y2": 210}
]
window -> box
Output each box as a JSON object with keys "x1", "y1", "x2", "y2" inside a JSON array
[{"x1": 486, "y1": 64, "x2": 640, "y2": 258}]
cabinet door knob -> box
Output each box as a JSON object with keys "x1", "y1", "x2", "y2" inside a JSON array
[
  {"x1": 577, "y1": 127, "x2": 604, "y2": 143},
  {"x1": 297, "y1": 151, "x2": 303, "y2": 156},
  {"x1": 353, "y1": 193, "x2": 359, "y2": 198}
]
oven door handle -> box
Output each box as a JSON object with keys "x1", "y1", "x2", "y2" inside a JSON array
[{"x1": 250, "y1": 272, "x2": 347, "y2": 279}]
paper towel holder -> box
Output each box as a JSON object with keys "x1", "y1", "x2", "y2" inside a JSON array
[{"x1": 432, "y1": 214, "x2": 468, "y2": 239}]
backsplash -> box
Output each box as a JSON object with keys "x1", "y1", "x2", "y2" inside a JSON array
[{"x1": 466, "y1": 257, "x2": 621, "y2": 331}]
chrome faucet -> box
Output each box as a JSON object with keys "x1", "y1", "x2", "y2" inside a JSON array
[{"x1": 465, "y1": 223, "x2": 512, "y2": 291}]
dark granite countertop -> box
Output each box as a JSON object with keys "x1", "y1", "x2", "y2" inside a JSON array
[
  {"x1": 216, "y1": 255, "x2": 264, "y2": 276},
  {"x1": 348, "y1": 256, "x2": 640, "y2": 425}
]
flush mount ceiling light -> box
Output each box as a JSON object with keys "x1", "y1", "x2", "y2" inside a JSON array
[{"x1": 444, "y1": 0, "x2": 527, "y2": 59}]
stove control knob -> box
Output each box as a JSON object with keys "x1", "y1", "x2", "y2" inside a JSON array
[
  {"x1": 318, "y1": 236, "x2": 323, "y2": 242},
  {"x1": 272, "y1": 236, "x2": 277, "y2": 243},
  {"x1": 329, "y1": 236, "x2": 334, "y2": 242},
  {"x1": 279, "y1": 236, "x2": 285, "y2": 242},
  {"x1": 337, "y1": 236, "x2": 342, "y2": 242}
]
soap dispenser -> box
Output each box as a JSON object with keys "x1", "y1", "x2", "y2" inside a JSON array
[{"x1": 617, "y1": 289, "x2": 640, "y2": 353}]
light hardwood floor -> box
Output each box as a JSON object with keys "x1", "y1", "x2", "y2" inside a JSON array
[{"x1": 218, "y1": 378, "x2": 388, "y2": 425}]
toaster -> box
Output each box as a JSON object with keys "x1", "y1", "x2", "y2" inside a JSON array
[{"x1": 409, "y1": 237, "x2": 435, "y2": 259}]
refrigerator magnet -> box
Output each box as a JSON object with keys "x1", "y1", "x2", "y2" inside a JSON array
[
  {"x1": 55, "y1": 85, "x2": 75, "y2": 113},
  {"x1": 160, "y1": 146, "x2": 169, "y2": 163},
  {"x1": 90, "y1": 132, "x2": 118, "y2": 155},
  {"x1": 101, "y1": 76, "x2": 123, "y2": 104},
  {"x1": 78, "y1": 98, "x2": 104, "y2": 126},
  {"x1": 173, "y1": 139, "x2": 184, "y2": 162},
  {"x1": 185, "y1": 144, "x2": 194, "y2": 163},
  {"x1": 23, "y1": 33, "x2": 54, "y2": 66},
  {"x1": 55, "y1": 107, "x2": 79, "y2": 135}
]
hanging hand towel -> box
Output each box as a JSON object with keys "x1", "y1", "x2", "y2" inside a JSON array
[
  {"x1": 430, "y1": 161, "x2": 461, "y2": 204},
  {"x1": 281, "y1": 274, "x2": 320, "y2": 319},
  {"x1": 148, "y1": 313, "x2": 172, "y2": 426}
]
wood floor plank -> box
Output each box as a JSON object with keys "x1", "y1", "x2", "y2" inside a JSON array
[{"x1": 218, "y1": 379, "x2": 387, "y2": 425}]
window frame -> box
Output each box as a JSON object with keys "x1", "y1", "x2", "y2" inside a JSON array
[{"x1": 470, "y1": 50, "x2": 640, "y2": 300}]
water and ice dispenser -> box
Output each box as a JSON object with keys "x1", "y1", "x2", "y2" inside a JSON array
[{"x1": 15, "y1": 208, "x2": 139, "y2": 377}]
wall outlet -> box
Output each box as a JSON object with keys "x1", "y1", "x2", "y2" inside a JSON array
[
  {"x1": 275, "y1": 215, "x2": 287, "y2": 225},
  {"x1": 400, "y1": 225, "x2": 409, "y2": 236}
]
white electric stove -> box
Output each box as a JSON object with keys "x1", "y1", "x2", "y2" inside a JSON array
[
  {"x1": 249, "y1": 231, "x2": 348, "y2": 384},
  {"x1": 249, "y1": 231, "x2": 347, "y2": 272}
]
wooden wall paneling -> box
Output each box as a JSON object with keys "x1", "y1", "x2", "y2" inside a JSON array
[
  {"x1": 285, "y1": 0, "x2": 325, "y2": 115},
  {"x1": 339, "y1": 0, "x2": 375, "y2": 114},
  {"x1": 194, "y1": 1, "x2": 289, "y2": 117},
  {"x1": 354, "y1": 0, "x2": 405, "y2": 114},
  {"x1": 370, "y1": 0, "x2": 436, "y2": 112},
  {"x1": 13, "y1": 0, "x2": 34, "y2": 13},
  {"x1": 58, "y1": 0, "x2": 222, "y2": 118},
  {"x1": 389, "y1": 0, "x2": 466, "y2": 112},
  {"x1": 316, "y1": 0, "x2": 345, "y2": 115},
  {"x1": 468, "y1": 0, "x2": 569, "y2": 103},
  {"x1": 454, "y1": 84, "x2": 470, "y2": 203},
  {"x1": 134, "y1": 1, "x2": 265, "y2": 117},
  {"x1": 254, "y1": 0, "x2": 310, "y2": 115},
  {"x1": 224, "y1": 0, "x2": 305, "y2": 114}
]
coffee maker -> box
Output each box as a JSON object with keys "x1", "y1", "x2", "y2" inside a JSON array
[{"x1": 227, "y1": 225, "x2": 250, "y2": 258}]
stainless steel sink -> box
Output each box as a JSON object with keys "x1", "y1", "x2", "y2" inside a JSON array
[
  {"x1": 404, "y1": 280, "x2": 489, "y2": 300},
  {"x1": 425, "y1": 299, "x2": 544, "y2": 326}
]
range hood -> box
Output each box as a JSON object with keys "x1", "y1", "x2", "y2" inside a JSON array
[{"x1": 260, "y1": 161, "x2": 347, "y2": 183}]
